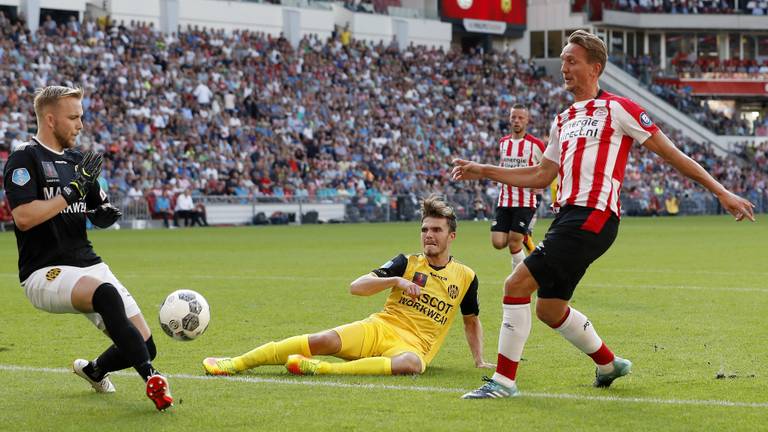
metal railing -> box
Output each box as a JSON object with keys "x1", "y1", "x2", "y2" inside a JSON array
[{"x1": 109, "y1": 190, "x2": 766, "y2": 228}]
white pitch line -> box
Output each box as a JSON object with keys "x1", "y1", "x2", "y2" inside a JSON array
[
  {"x1": 0, "y1": 364, "x2": 766, "y2": 409},
  {"x1": 2, "y1": 272, "x2": 765, "y2": 293}
]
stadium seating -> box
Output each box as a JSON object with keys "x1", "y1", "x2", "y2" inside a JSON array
[
  {"x1": 0, "y1": 14, "x2": 765, "y2": 222},
  {"x1": 576, "y1": 0, "x2": 766, "y2": 20},
  {"x1": 604, "y1": 0, "x2": 749, "y2": 14},
  {"x1": 610, "y1": 55, "x2": 765, "y2": 136}
]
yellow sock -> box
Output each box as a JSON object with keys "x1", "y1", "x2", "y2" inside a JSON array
[
  {"x1": 524, "y1": 235, "x2": 536, "y2": 253},
  {"x1": 232, "y1": 335, "x2": 311, "y2": 371},
  {"x1": 316, "y1": 357, "x2": 392, "y2": 375}
]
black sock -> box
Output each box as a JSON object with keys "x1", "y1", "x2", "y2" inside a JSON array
[
  {"x1": 135, "y1": 362, "x2": 158, "y2": 381},
  {"x1": 92, "y1": 346, "x2": 120, "y2": 380},
  {"x1": 92, "y1": 283, "x2": 155, "y2": 381},
  {"x1": 82, "y1": 361, "x2": 103, "y2": 381},
  {"x1": 145, "y1": 336, "x2": 157, "y2": 361},
  {"x1": 92, "y1": 336, "x2": 158, "y2": 380}
]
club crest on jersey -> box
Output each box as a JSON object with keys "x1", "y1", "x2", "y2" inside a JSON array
[
  {"x1": 46, "y1": 268, "x2": 61, "y2": 281},
  {"x1": 501, "y1": 0, "x2": 512, "y2": 13},
  {"x1": 639, "y1": 112, "x2": 653, "y2": 128},
  {"x1": 412, "y1": 272, "x2": 428, "y2": 287},
  {"x1": 12, "y1": 168, "x2": 30, "y2": 186},
  {"x1": 42, "y1": 161, "x2": 59, "y2": 180},
  {"x1": 593, "y1": 107, "x2": 608, "y2": 118},
  {"x1": 447, "y1": 284, "x2": 459, "y2": 299},
  {"x1": 457, "y1": 0, "x2": 472, "y2": 9}
]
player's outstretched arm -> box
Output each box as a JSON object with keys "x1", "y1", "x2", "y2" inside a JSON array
[
  {"x1": 643, "y1": 131, "x2": 755, "y2": 222},
  {"x1": 11, "y1": 196, "x2": 70, "y2": 231},
  {"x1": 349, "y1": 274, "x2": 421, "y2": 299},
  {"x1": 451, "y1": 158, "x2": 559, "y2": 189},
  {"x1": 462, "y1": 314, "x2": 494, "y2": 369}
]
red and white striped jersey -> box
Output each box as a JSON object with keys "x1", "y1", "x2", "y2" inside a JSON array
[
  {"x1": 543, "y1": 90, "x2": 659, "y2": 217},
  {"x1": 497, "y1": 133, "x2": 546, "y2": 208}
]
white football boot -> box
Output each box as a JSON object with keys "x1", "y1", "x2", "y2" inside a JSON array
[{"x1": 72, "y1": 359, "x2": 116, "y2": 393}]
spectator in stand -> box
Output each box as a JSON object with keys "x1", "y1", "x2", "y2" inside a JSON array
[
  {"x1": 473, "y1": 194, "x2": 489, "y2": 221},
  {"x1": 746, "y1": 1, "x2": 767, "y2": 14},
  {"x1": 153, "y1": 187, "x2": 174, "y2": 228},
  {"x1": 173, "y1": 188, "x2": 202, "y2": 227},
  {"x1": 341, "y1": 24, "x2": 352, "y2": 46},
  {"x1": 42, "y1": 15, "x2": 57, "y2": 35},
  {"x1": 67, "y1": 16, "x2": 80, "y2": 35}
]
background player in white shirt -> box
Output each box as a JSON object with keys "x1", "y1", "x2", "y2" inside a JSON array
[
  {"x1": 491, "y1": 104, "x2": 546, "y2": 272},
  {"x1": 452, "y1": 30, "x2": 754, "y2": 399}
]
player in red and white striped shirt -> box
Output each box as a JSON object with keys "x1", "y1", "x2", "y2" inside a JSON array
[
  {"x1": 453, "y1": 30, "x2": 755, "y2": 399},
  {"x1": 492, "y1": 104, "x2": 546, "y2": 272}
]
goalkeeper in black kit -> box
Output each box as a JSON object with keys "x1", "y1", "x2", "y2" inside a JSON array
[{"x1": 2, "y1": 86, "x2": 173, "y2": 411}]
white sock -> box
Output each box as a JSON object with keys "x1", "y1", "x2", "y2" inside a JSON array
[
  {"x1": 510, "y1": 248, "x2": 526, "y2": 271},
  {"x1": 554, "y1": 307, "x2": 615, "y2": 372},
  {"x1": 492, "y1": 301, "x2": 531, "y2": 387}
]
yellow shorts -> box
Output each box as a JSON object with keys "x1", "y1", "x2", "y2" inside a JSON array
[{"x1": 332, "y1": 317, "x2": 426, "y2": 372}]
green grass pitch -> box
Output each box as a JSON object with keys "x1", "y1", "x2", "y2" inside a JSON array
[{"x1": 0, "y1": 216, "x2": 766, "y2": 431}]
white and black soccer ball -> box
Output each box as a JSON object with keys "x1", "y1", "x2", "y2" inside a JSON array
[{"x1": 159, "y1": 289, "x2": 210, "y2": 341}]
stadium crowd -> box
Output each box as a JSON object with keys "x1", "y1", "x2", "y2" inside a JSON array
[
  {"x1": 611, "y1": 54, "x2": 766, "y2": 136},
  {"x1": 598, "y1": 0, "x2": 768, "y2": 137},
  {"x1": 622, "y1": 132, "x2": 767, "y2": 215},
  {"x1": 646, "y1": 83, "x2": 759, "y2": 136},
  {"x1": 0, "y1": 14, "x2": 765, "y2": 224},
  {"x1": 263, "y1": 0, "x2": 401, "y2": 14},
  {"x1": 605, "y1": 0, "x2": 767, "y2": 15},
  {"x1": 668, "y1": 57, "x2": 768, "y2": 79}
]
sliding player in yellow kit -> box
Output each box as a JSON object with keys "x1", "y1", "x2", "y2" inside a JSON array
[{"x1": 203, "y1": 195, "x2": 493, "y2": 376}]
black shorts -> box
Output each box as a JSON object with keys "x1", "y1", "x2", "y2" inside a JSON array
[
  {"x1": 524, "y1": 205, "x2": 619, "y2": 301},
  {"x1": 491, "y1": 207, "x2": 535, "y2": 234}
]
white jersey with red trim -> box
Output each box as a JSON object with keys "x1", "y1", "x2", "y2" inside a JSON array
[
  {"x1": 497, "y1": 133, "x2": 546, "y2": 208},
  {"x1": 543, "y1": 90, "x2": 659, "y2": 217}
]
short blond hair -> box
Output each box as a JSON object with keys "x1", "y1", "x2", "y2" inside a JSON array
[
  {"x1": 420, "y1": 195, "x2": 457, "y2": 233},
  {"x1": 33, "y1": 86, "x2": 83, "y2": 120},
  {"x1": 567, "y1": 30, "x2": 607, "y2": 76}
]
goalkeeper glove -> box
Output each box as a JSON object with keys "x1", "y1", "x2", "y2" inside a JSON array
[
  {"x1": 61, "y1": 151, "x2": 103, "y2": 205},
  {"x1": 89, "y1": 203, "x2": 123, "y2": 228}
]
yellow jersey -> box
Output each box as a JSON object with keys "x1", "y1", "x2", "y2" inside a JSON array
[{"x1": 369, "y1": 254, "x2": 479, "y2": 363}]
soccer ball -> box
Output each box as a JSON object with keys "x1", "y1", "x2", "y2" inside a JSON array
[{"x1": 159, "y1": 289, "x2": 210, "y2": 341}]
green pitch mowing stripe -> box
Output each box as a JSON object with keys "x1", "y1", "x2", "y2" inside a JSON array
[
  {"x1": 0, "y1": 217, "x2": 765, "y2": 431},
  {"x1": 2, "y1": 364, "x2": 766, "y2": 409},
  {"x1": 5, "y1": 271, "x2": 762, "y2": 293}
]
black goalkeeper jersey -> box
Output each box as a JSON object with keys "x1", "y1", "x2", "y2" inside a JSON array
[{"x1": 3, "y1": 138, "x2": 105, "y2": 282}]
